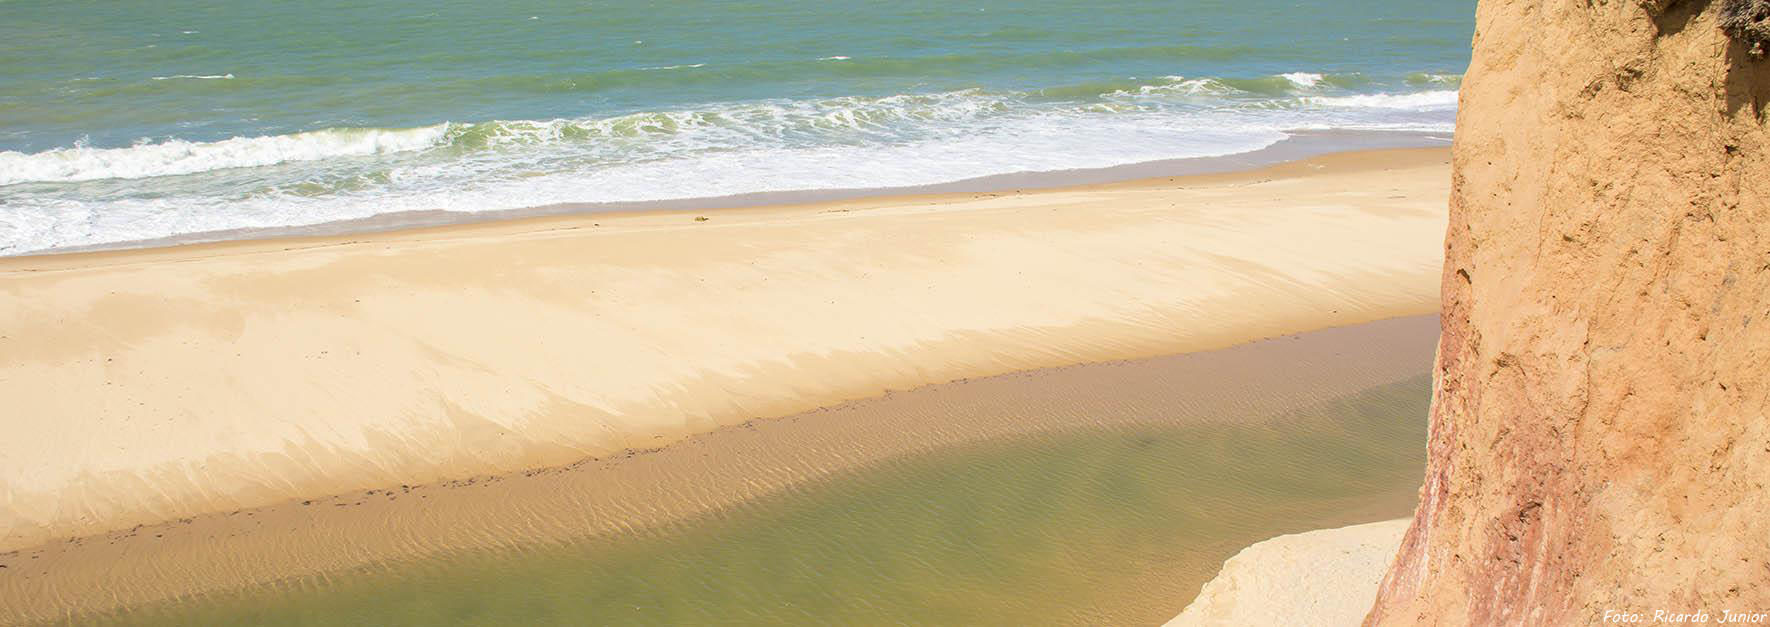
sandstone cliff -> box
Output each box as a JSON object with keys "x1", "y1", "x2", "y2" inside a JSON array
[{"x1": 1368, "y1": 1, "x2": 1770, "y2": 624}]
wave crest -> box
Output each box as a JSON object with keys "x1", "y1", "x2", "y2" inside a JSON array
[
  {"x1": 1302, "y1": 90, "x2": 1459, "y2": 110},
  {"x1": 0, "y1": 126, "x2": 450, "y2": 186},
  {"x1": 0, "y1": 75, "x2": 1455, "y2": 188}
]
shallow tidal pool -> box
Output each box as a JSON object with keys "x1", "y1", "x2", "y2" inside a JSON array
[{"x1": 114, "y1": 374, "x2": 1430, "y2": 626}]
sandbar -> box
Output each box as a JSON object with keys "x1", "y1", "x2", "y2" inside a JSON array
[{"x1": 0, "y1": 147, "x2": 1448, "y2": 621}]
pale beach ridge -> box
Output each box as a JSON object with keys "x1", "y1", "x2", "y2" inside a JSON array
[{"x1": 1168, "y1": 519, "x2": 1411, "y2": 626}]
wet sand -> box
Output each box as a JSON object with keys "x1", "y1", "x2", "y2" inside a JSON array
[
  {"x1": 1, "y1": 315, "x2": 1439, "y2": 624},
  {"x1": 0, "y1": 147, "x2": 1448, "y2": 558}
]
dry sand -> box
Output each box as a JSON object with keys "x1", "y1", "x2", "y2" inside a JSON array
[
  {"x1": 0, "y1": 148, "x2": 1448, "y2": 619},
  {"x1": 1167, "y1": 519, "x2": 1410, "y2": 626}
]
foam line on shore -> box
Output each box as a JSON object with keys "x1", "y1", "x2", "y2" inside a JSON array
[{"x1": 27, "y1": 130, "x2": 1447, "y2": 256}]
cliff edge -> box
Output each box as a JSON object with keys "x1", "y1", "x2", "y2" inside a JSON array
[{"x1": 1367, "y1": 1, "x2": 1770, "y2": 624}]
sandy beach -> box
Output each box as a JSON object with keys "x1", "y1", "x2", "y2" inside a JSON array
[{"x1": 0, "y1": 147, "x2": 1447, "y2": 621}]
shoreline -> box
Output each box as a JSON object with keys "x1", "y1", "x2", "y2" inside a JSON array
[
  {"x1": 2, "y1": 315, "x2": 1438, "y2": 624},
  {"x1": 18, "y1": 129, "x2": 1448, "y2": 257}
]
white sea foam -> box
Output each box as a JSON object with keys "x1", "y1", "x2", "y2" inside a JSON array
[
  {"x1": 0, "y1": 114, "x2": 1288, "y2": 253},
  {"x1": 818, "y1": 56, "x2": 851, "y2": 61},
  {"x1": 0, "y1": 125, "x2": 449, "y2": 186},
  {"x1": 1303, "y1": 90, "x2": 1458, "y2": 110},
  {"x1": 1118, "y1": 76, "x2": 1238, "y2": 98},
  {"x1": 1280, "y1": 72, "x2": 1324, "y2": 88},
  {"x1": 150, "y1": 74, "x2": 235, "y2": 81}
]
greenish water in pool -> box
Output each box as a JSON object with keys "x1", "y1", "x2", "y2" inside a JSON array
[{"x1": 111, "y1": 375, "x2": 1430, "y2": 626}]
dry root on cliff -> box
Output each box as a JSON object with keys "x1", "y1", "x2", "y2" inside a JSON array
[{"x1": 1721, "y1": 0, "x2": 1770, "y2": 57}]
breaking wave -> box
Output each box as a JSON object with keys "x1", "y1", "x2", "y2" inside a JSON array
[{"x1": 0, "y1": 72, "x2": 1460, "y2": 253}]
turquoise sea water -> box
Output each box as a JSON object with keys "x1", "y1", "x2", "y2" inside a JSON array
[{"x1": 0, "y1": 0, "x2": 1471, "y2": 252}]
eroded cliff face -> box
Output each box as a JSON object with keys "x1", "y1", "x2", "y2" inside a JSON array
[{"x1": 1367, "y1": 1, "x2": 1770, "y2": 624}]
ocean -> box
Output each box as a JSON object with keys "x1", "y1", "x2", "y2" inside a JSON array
[{"x1": 0, "y1": 0, "x2": 1471, "y2": 254}]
